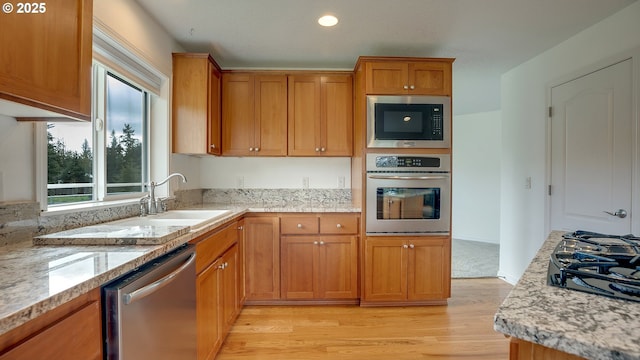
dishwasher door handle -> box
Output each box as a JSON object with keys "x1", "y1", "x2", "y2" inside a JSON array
[{"x1": 123, "y1": 252, "x2": 196, "y2": 305}]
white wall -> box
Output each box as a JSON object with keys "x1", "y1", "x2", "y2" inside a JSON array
[
  {"x1": 499, "y1": 1, "x2": 640, "y2": 283},
  {"x1": 452, "y1": 111, "x2": 501, "y2": 244},
  {"x1": 200, "y1": 157, "x2": 351, "y2": 189},
  {"x1": 0, "y1": 116, "x2": 33, "y2": 202}
]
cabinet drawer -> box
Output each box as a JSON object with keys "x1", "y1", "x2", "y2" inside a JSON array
[
  {"x1": 281, "y1": 216, "x2": 319, "y2": 234},
  {"x1": 320, "y1": 214, "x2": 358, "y2": 234},
  {"x1": 194, "y1": 222, "x2": 238, "y2": 274}
]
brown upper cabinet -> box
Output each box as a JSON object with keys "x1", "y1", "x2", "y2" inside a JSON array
[
  {"x1": 0, "y1": 0, "x2": 93, "y2": 121},
  {"x1": 361, "y1": 58, "x2": 454, "y2": 96},
  {"x1": 172, "y1": 53, "x2": 222, "y2": 155},
  {"x1": 221, "y1": 73, "x2": 288, "y2": 156},
  {"x1": 288, "y1": 74, "x2": 353, "y2": 156}
]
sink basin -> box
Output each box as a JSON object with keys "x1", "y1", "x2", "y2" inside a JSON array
[
  {"x1": 154, "y1": 210, "x2": 230, "y2": 220},
  {"x1": 112, "y1": 209, "x2": 231, "y2": 229},
  {"x1": 34, "y1": 209, "x2": 233, "y2": 246}
]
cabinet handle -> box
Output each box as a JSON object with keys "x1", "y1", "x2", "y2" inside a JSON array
[
  {"x1": 403, "y1": 85, "x2": 409, "y2": 90},
  {"x1": 409, "y1": 244, "x2": 415, "y2": 249},
  {"x1": 238, "y1": 226, "x2": 244, "y2": 230},
  {"x1": 297, "y1": 224, "x2": 303, "y2": 228},
  {"x1": 336, "y1": 224, "x2": 342, "y2": 229},
  {"x1": 409, "y1": 85, "x2": 415, "y2": 90},
  {"x1": 403, "y1": 244, "x2": 409, "y2": 249}
]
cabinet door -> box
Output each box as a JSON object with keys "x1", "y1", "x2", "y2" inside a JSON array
[
  {"x1": 222, "y1": 74, "x2": 255, "y2": 156},
  {"x1": 318, "y1": 235, "x2": 358, "y2": 299},
  {"x1": 321, "y1": 75, "x2": 353, "y2": 156},
  {"x1": 409, "y1": 62, "x2": 452, "y2": 96},
  {"x1": 0, "y1": 300, "x2": 102, "y2": 360},
  {"x1": 196, "y1": 259, "x2": 222, "y2": 360},
  {"x1": 255, "y1": 75, "x2": 288, "y2": 156},
  {"x1": 0, "y1": 0, "x2": 92, "y2": 120},
  {"x1": 173, "y1": 54, "x2": 221, "y2": 155},
  {"x1": 363, "y1": 238, "x2": 407, "y2": 301},
  {"x1": 365, "y1": 62, "x2": 409, "y2": 95},
  {"x1": 244, "y1": 216, "x2": 281, "y2": 301},
  {"x1": 221, "y1": 245, "x2": 239, "y2": 333},
  {"x1": 288, "y1": 75, "x2": 322, "y2": 156},
  {"x1": 281, "y1": 236, "x2": 317, "y2": 299},
  {"x1": 407, "y1": 237, "x2": 451, "y2": 300},
  {"x1": 237, "y1": 220, "x2": 246, "y2": 305},
  {"x1": 208, "y1": 62, "x2": 222, "y2": 155}
]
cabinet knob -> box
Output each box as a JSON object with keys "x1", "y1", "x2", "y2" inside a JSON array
[
  {"x1": 321, "y1": 147, "x2": 325, "y2": 152},
  {"x1": 249, "y1": 147, "x2": 254, "y2": 151},
  {"x1": 319, "y1": 241, "x2": 325, "y2": 245},
  {"x1": 297, "y1": 224, "x2": 303, "y2": 228},
  {"x1": 403, "y1": 85, "x2": 409, "y2": 90},
  {"x1": 409, "y1": 85, "x2": 415, "y2": 90},
  {"x1": 336, "y1": 224, "x2": 342, "y2": 228},
  {"x1": 210, "y1": 144, "x2": 216, "y2": 149},
  {"x1": 314, "y1": 241, "x2": 319, "y2": 245},
  {"x1": 403, "y1": 244, "x2": 409, "y2": 249},
  {"x1": 255, "y1": 147, "x2": 260, "y2": 152},
  {"x1": 238, "y1": 226, "x2": 244, "y2": 230},
  {"x1": 315, "y1": 147, "x2": 320, "y2": 152},
  {"x1": 409, "y1": 244, "x2": 415, "y2": 249}
]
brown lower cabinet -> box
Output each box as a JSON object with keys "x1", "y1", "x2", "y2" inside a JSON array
[
  {"x1": 363, "y1": 236, "x2": 451, "y2": 305},
  {"x1": 510, "y1": 338, "x2": 586, "y2": 360},
  {"x1": 245, "y1": 213, "x2": 360, "y2": 304},
  {"x1": 194, "y1": 221, "x2": 243, "y2": 360},
  {"x1": 0, "y1": 289, "x2": 102, "y2": 360}
]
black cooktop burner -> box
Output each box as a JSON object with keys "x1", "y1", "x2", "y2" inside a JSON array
[{"x1": 547, "y1": 230, "x2": 640, "y2": 302}]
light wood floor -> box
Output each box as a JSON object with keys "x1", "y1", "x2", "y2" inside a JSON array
[{"x1": 217, "y1": 278, "x2": 513, "y2": 359}]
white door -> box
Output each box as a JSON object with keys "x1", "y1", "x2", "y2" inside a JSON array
[{"x1": 550, "y1": 59, "x2": 633, "y2": 234}]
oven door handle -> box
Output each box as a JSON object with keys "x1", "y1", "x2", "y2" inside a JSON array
[{"x1": 367, "y1": 175, "x2": 449, "y2": 180}]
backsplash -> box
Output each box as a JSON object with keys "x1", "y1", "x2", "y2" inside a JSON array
[
  {"x1": 202, "y1": 189, "x2": 352, "y2": 206},
  {"x1": 0, "y1": 202, "x2": 39, "y2": 246}
]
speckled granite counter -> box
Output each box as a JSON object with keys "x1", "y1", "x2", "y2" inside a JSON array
[
  {"x1": 0, "y1": 203, "x2": 360, "y2": 336},
  {"x1": 494, "y1": 231, "x2": 640, "y2": 360}
]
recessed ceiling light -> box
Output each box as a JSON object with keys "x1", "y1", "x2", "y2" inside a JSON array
[{"x1": 318, "y1": 14, "x2": 338, "y2": 27}]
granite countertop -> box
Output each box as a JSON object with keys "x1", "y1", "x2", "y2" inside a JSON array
[
  {"x1": 0, "y1": 203, "x2": 360, "y2": 336},
  {"x1": 494, "y1": 230, "x2": 640, "y2": 360}
]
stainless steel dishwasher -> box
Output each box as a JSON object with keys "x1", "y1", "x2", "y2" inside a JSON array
[{"x1": 103, "y1": 243, "x2": 196, "y2": 359}]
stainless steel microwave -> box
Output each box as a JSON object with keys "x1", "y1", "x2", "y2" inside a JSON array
[{"x1": 367, "y1": 95, "x2": 451, "y2": 148}]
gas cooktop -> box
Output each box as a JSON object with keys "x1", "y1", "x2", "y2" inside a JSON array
[{"x1": 547, "y1": 230, "x2": 640, "y2": 302}]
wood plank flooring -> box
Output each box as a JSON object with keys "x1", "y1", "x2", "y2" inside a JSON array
[{"x1": 217, "y1": 278, "x2": 513, "y2": 359}]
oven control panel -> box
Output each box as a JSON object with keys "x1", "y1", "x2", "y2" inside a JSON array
[{"x1": 375, "y1": 156, "x2": 441, "y2": 168}]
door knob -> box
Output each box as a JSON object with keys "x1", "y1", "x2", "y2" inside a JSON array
[{"x1": 603, "y1": 209, "x2": 628, "y2": 218}]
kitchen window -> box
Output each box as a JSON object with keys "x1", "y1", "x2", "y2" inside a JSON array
[{"x1": 44, "y1": 63, "x2": 151, "y2": 207}]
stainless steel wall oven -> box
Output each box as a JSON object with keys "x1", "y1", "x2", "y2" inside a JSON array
[{"x1": 366, "y1": 153, "x2": 451, "y2": 235}]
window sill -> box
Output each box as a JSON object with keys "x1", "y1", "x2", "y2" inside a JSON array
[{"x1": 42, "y1": 198, "x2": 139, "y2": 217}]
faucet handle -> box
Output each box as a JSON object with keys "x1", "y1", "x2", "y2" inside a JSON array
[
  {"x1": 139, "y1": 195, "x2": 150, "y2": 217},
  {"x1": 157, "y1": 197, "x2": 168, "y2": 213}
]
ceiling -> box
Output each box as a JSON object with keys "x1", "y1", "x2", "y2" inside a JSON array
[{"x1": 134, "y1": 0, "x2": 637, "y2": 115}]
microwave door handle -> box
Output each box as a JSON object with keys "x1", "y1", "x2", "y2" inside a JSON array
[{"x1": 367, "y1": 175, "x2": 448, "y2": 180}]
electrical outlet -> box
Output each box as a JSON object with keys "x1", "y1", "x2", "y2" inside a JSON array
[
  {"x1": 338, "y1": 176, "x2": 345, "y2": 188},
  {"x1": 236, "y1": 176, "x2": 244, "y2": 189},
  {"x1": 0, "y1": 171, "x2": 3, "y2": 201},
  {"x1": 302, "y1": 177, "x2": 309, "y2": 189},
  {"x1": 525, "y1": 176, "x2": 532, "y2": 190}
]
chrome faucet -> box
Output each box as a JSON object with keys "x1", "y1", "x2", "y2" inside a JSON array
[{"x1": 144, "y1": 173, "x2": 187, "y2": 215}]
